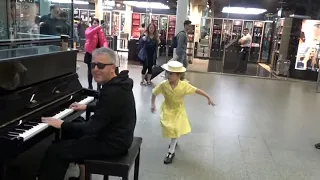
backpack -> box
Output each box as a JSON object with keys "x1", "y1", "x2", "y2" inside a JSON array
[{"x1": 171, "y1": 31, "x2": 184, "y2": 48}]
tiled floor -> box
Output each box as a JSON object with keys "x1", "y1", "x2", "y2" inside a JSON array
[
  {"x1": 6, "y1": 55, "x2": 320, "y2": 180},
  {"x1": 75, "y1": 59, "x2": 320, "y2": 180}
]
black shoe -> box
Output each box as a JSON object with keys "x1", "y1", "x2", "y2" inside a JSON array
[
  {"x1": 69, "y1": 177, "x2": 80, "y2": 180},
  {"x1": 164, "y1": 152, "x2": 175, "y2": 164},
  {"x1": 315, "y1": 143, "x2": 320, "y2": 149}
]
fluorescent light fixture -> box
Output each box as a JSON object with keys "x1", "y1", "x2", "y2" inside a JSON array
[
  {"x1": 222, "y1": 7, "x2": 267, "y2": 15},
  {"x1": 49, "y1": 0, "x2": 89, "y2": 4},
  {"x1": 104, "y1": 1, "x2": 115, "y2": 6},
  {"x1": 123, "y1": 1, "x2": 169, "y2": 9},
  {"x1": 289, "y1": 14, "x2": 311, "y2": 19}
]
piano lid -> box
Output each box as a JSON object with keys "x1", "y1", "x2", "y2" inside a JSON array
[{"x1": 0, "y1": 45, "x2": 78, "y2": 94}]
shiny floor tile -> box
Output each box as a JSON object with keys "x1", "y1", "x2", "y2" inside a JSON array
[{"x1": 75, "y1": 60, "x2": 320, "y2": 180}]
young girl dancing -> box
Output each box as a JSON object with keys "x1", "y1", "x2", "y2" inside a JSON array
[{"x1": 151, "y1": 61, "x2": 215, "y2": 164}]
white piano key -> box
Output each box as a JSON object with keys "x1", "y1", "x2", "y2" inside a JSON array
[{"x1": 19, "y1": 96, "x2": 94, "y2": 141}]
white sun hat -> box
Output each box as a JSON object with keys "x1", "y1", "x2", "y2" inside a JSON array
[{"x1": 161, "y1": 61, "x2": 186, "y2": 73}]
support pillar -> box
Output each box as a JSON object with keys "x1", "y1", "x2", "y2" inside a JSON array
[
  {"x1": 175, "y1": 0, "x2": 189, "y2": 34},
  {"x1": 173, "y1": 0, "x2": 189, "y2": 56},
  {"x1": 95, "y1": 0, "x2": 103, "y2": 20}
]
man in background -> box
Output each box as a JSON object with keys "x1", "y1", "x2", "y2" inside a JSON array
[
  {"x1": 234, "y1": 28, "x2": 252, "y2": 73},
  {"x1": 176, "y1": 20, "x2": 192, "y2": 69},
  {"x1": 40, "y1": 5, "x2": 60, "y2": 24}
]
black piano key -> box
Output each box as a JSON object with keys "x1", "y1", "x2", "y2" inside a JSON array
[
  {"x1": 7, "y1": 133, "x2": 18, "y2": 137},
  {"x1": 22, "y1": 124, "x2": 34, "y2": 129},
  {"x1": 28, "y1": 121, "x2": 39, "y2": 124},
  {"x1": 0, "y1": 135, "x2": 16, "y2": 140},
  {"x1": 8, "y1": 132, "x2": 20, "y2": 135},
  {"x1": 15, "y1": 128, "x2": 26, "y2": 131},
  {"x1": 11, "y1": 129, "x2": 25, "y2": 133}
]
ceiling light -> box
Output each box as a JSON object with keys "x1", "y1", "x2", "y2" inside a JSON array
[
  {"x1": 123, "y1": 1, "x2": 169, "y2": 9},
  {"x1": 222, "y1": 7, "x2": 267, "y2": 15},
  {"x1": 104, "y1": 0, "x2": 115, "y2": 6},
  {"x1": 49, "y1": 0, "x2": 89, "y2": 4}
]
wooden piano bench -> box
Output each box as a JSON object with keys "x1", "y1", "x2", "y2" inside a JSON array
[{"x1": 84, "y1": 137, "x2": 142, "y2": 180}]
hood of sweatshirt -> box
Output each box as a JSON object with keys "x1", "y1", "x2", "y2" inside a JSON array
[{"x1": 103, "y1": 70, "x2": 133, "y2": 91}]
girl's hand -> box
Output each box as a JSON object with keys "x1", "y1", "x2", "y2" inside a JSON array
[
  {"x1": 151, "y1": 103, "x2": 156, "y2": 113},
  {"x1": 208, "y1": 98, "x2": 215, "y2": 106}
]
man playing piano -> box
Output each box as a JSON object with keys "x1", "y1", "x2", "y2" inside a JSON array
[{"x1": 37, "y1": 47, "x2": 136, "y2": 180}]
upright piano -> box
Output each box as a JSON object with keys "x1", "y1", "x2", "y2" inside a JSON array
[{"x1": 0, "y1": 45, "x2": 98, "y2": 179}]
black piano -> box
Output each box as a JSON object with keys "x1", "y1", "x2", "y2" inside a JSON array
[{"x1": 0, "y1": 45, "x2": 98, "y2": 179}]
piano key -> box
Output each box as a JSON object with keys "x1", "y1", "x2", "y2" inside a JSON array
[
  {"x1": 13, "y1": 130, "x2": 26, "y2": 133},
  {"x1": 19, "y1": 96, "x2": 94, "y2": 141},
  {"x1": 7, "y1": 134, "x2": 18, "y2": 137},
  {"x1": 8, "y1": 132, "x2": 20, "y2": 135}
]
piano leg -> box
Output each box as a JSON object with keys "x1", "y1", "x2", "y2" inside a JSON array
[
  {"x1": 0, "y1": 163, "x2": 6, "y2": 180},
  {"x1": 85, "y1": 111, "x2": 91, "y2": 121}
]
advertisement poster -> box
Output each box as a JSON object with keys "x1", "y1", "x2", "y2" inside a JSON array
[{"x1": 295, "y1": 20, "x2": 320, "y2": 72}]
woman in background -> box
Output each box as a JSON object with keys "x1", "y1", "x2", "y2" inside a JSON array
[
  {"x1": 84, "y1": 18, "x2": 108, "y2": 90},
  {"x1": 140, "y1": 23, "x2": 160, "y2": 85}
]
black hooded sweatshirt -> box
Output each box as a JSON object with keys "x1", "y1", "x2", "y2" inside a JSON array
[{"x1": 61, "y1": 70, "x2": 136, "y2": 152}]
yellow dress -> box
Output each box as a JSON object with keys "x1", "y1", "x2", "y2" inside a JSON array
[{"x1": 152, "y1": 80, "x2": 197, "y2": 138}]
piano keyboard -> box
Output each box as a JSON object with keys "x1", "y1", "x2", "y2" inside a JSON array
[{"x1": 16, "y1": 96, "x2": 94, "y2": 141}]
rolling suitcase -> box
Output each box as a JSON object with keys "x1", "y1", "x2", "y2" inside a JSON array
[{"x1": 145, "y1": 65, "x2": 164, "y2": 81}]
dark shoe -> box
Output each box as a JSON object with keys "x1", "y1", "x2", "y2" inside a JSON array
[
  {"x1": 164, "y1": 152, "x2": 175, "y2": 164},
  {"x1": 315, "y1": 143, "x2": 320, "y2": 149},
  {"x1": 69, "y1": 177, "x2": 79, "y2": 180}
]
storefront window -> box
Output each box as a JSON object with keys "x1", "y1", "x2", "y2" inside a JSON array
[{"x1": 0, "y1": 0, "x2": 73, "y2": 41}]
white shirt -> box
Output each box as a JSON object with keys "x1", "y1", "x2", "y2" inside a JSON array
[{"x1": 240, "y1": 34, "x2": 252, "y2": 47}]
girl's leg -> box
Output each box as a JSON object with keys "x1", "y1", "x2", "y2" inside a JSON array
[
  {"x1": 168, "y1": 138, "x2": 178, "y2": 153},
  {"x1": 164, "y1": 138, "x2": 178, "y2": 164}
]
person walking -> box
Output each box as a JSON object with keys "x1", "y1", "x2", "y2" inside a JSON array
[
  {"x1": 84, "y1": 18, "x2": 108, "y2": 90},
  {"x1": 139, "y1": 23, "x2": 160, "y2": 85}
]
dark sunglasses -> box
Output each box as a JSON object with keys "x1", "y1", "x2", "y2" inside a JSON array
[{"x1": 91, "y1": 62, "x2": 113, "y2": 69}]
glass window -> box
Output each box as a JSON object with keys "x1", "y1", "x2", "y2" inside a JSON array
[{"x1": 0, "y1": 0, "x2": 73, "y2": 41}]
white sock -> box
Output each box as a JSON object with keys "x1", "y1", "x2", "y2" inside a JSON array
[
  {"x1": 168, "y1": 138, "x2": 178, "y2": 154},
  {"x1": 64, "y1": 163, "x2": 80, "y2": 180}
]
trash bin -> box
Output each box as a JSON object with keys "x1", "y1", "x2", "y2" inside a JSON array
[{"x1": 275, "y1": 59, "x2": 291, "y2": 77}]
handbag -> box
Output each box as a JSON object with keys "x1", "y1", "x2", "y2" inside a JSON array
[{"x1": 138, "y1": 38, "x2": 147, "y2": 61}]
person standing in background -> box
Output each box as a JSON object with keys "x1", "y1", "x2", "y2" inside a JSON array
[
  {"x1": 139, "y1": 23, "x2": 160, "y2": 85},
  {"x1": 176, "y1": 20, "x2": 192, "y2": 69},
  {"x1": 84, "y1": 18, "x2": 108, "y2": 90},
  {"x1": 139, "y1": 23, "x2": 146, "y2": 40},
  {"x1": 234, "y1": 28, "x2": 252, "y2": 73}
]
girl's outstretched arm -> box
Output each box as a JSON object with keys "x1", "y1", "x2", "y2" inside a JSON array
[{"x1": 195, "y1": 89, "x2": 215, "y2": 106}]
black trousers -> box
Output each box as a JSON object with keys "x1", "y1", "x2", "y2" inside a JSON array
[
  {"x1": 141, "y1": 60, "x2": 153, "y2": 75},
  {"x1": 85, "y1": 52, "x2": 94, "y2": 89},
  {"x1": 236, "y1": 47, "x2": 249, "y2": 72},
  {"x1": 141, "y1": 51, "x2": 154, "y2": 75},
  {"x1": 37, "y1": 121, "x2": 119, "y2": 180}
]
